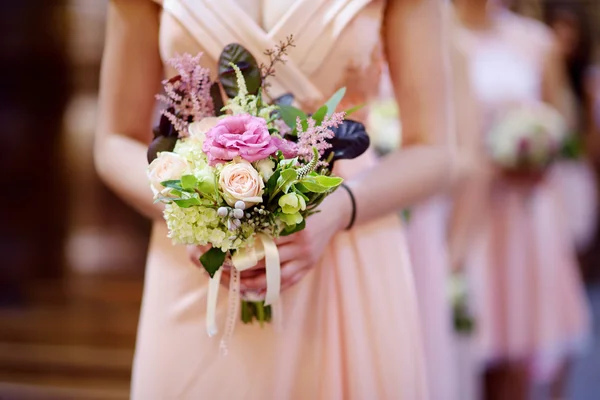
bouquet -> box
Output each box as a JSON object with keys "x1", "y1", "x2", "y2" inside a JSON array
[
  {"x1": 147, "y1": 39, "x2": 369, "y2": 337},
  {"x1": 487, "y1": 102, "x2": 568, "y2": 172}
]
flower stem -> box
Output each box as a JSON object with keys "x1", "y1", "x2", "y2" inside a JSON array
[{"x1": 256, "y1": 301, "x2": 266, "y2": 327}]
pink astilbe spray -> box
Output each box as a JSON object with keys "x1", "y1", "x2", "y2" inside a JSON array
[
  {"x1": 156, "y1": 53, "x2": 214, "y2": 137},
  {"x1": 296, "y1": 112, "x2": 345, "y2": 166}
]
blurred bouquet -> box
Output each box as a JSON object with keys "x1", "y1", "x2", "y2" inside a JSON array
[
  {"x1": 147, "y1": 39, "x2": 369, "y2": 336},
  {"x1": 487, "y1": 102, "x2": 568, "y2": 172}
]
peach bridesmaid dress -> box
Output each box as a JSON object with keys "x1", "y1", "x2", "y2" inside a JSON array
[
  {"x1": 457, "y1": 11, "x2": 591, "y2": 382},
  {"x1": 132, "y1": 0, "x2": 428, "y2": 398}
]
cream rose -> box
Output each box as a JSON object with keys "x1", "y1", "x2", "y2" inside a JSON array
[
  {"x1": 148, "y1": 152, "x2": 190, "y2": 198},
  {"x1": 188, "y1": 117, "x2": 221, "y2": 144},
  {"x1": 218, "y1": 159, "x2": 264, "y2": 208}
]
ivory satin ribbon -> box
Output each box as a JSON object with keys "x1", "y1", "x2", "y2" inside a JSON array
[{"x1": 205, "y1": 233, "x2": 281, "y2": 337}]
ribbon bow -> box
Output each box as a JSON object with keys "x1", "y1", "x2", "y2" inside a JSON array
[{"x1": 205, "y1": 234, "x2": 281, "y2": 338}]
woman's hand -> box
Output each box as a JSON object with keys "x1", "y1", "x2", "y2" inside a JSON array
[
  {"x1": 231, "y1": 188, "x2": 352, "y2": 293},
  {"x1": 187, "y1": 188, "x2": 352, "y2": 294},
  {"x1": 187, "y1": 245, "x2": 267, "y2": 291}
]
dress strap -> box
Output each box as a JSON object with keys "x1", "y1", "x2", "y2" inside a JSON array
[{"x1": 163, "y1": 0, "x2": 325, "y2": 104}]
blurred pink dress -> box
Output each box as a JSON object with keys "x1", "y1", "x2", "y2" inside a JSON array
[
  {"x1": 551, "y1": 85, "x2": 597, "y2": 252},
  {"x1": 132, "y1": 0, "x2": 427, "y2": 398},
  {"x1": 457, "y1": 11, "x2": 591, "y2": 381},
  {"x1": 407, "y1": 197, "x2": 457, "y2": 399}
]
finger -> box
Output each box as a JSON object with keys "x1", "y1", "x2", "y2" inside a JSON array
[
  {"x1": 239, "y1": 270, "x2": 268, "y2": 292},
  {"x1": 276, "y1": 243, "x2": 305, "y2": 264},
  {"x1": 245, "y1": 260, "x2": 266, "y2": 271},
  {"x1": 274, "y1": 234, "x2": 299, "y2": 245},
  {"x1": 279, "y1": 260, "x2": 308, "y2": 282},
  {"x1": 219, "y1": 267, "x2": 264, "y2": 283},
  {"x1": 220, "y1": 271, "x2": 231, "y2": 289},
  {"x1": 240, "y1": 268, "x2": 266, "y2": 279},
  {"x1": 280, "y1": 266, "x2": 311, "y2": 292},
  {"x1": 196, "y1": 244, "x2": 212, "y2": 253}
]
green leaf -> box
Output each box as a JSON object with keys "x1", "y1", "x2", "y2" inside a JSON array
[
  {"x1": 161, "y1": 180, "x2": 183, "y2": 191},
  {"x1": 344, "y1": 103, "x2": 365, "y2": 116},
  {"x1": 278, "y1": 105, "x2": 307, "y2": 129},
  {"x1": 297, "y1": 179, "x2": 328, "y2": 193},
  {"x1": 312, "y1": 105, "x2": 328, "y2": 126},
  {"x1": 299, "y1": 175, "x2": 343, "y2": 193},
  {"x1": 294, "y1": 188, "x2": 310, "y2": 202},
  {"x1": 218, "y1": 43, "x2": 262, "y2": 97},
  {"x1": 180, "y1": 175, "x2": 197, "y2": 190},
  {"x1": 324, "y1": 87, "x2": 346, "y2": 116},
  {"x1": 295, "y1": 182, "x2": 310, "y2": 193},
  {"x1": 313, "y1": 175, "x2": 343, "y2": 188},
  {"x1": 402, "y1": 209, "x2": 412, "y2": 223},
  {"x1": 280, "y1": 219, "x2": 306, "y2": 236},
  {"x1": 199, "y1": 247, "x2": 227, "y2": 278},
  {"x1": 173, "y1": 197, "x2": 202, "y2": 208},
  {"x1": 561, "y1": 134, "x2": 584, "y2": 160},
  {"x1": 196, "y1": 180, "x2": 215, "y2": 196},
  {"x1": 277, "y1": 168, "x2": 298, "y2": 193},
  {"x1": 266, "y1": 169, "x2": 281, "y2": 194}
]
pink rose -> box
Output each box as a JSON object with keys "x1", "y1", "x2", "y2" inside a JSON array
[
  {"x1": 272, "y1": 135, "x2": 298, "y2": 159},
  {"x1": 203, "y1": 114, "x2": 278, "y2": 165}
]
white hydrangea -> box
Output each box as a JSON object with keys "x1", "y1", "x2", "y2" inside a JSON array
[{"x1": 164, "y1": 203, "x2": 255, "y2": 252}]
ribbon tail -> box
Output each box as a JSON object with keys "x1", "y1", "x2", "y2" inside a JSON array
[
  {"x1": 219, "y1": 267, "x2": 241, "y2": 356},
  {"x1": 206, "y1": 268, "x2": 223, "y2": 337},
  {"x1": 260, "y1": 234, "x2": 281, "y2": 306}
]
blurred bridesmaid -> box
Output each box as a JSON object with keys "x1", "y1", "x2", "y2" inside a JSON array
[
  {"x1": 406, "y1": 5, "x2": 482, "y2": 399},
  {"x1": 453, "y1": 0, "x2": 592, "y2": 399},
  {"x1": 544, "y1": 2, "x2": 598, "y2": 254}
]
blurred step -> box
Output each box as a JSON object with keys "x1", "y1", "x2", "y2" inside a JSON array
[
  {"x1": 27, "y1": 276, "x2": 144, "y2": 306},
  {"x1": 0, "y1": 379, "x2": 128, "y2": 400},
  {"x1": 0, "y1": 342, "x2": 133, "y2": 376},
  {"x1": 0, "y1": 304, "x2": 139, "y2": 347},
  {"x1": 0, "y1": 342, "x2": 132, "y2": 399}
]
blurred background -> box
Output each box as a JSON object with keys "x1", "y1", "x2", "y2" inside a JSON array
[{"x1": 0, "y1": 0, "x2": 599, "y2": 399}]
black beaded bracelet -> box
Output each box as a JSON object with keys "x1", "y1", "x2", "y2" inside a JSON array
[{"x1": 340, "y1": 183, "x2": 356, "y2": 231}]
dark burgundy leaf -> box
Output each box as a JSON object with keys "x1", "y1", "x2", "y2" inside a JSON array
[
  {"x1": 218, "y1": 43, "x2": 262, "y2": 98},
  {"x1": 210, "y1": 82, "x2": 225, "y2": 116},
  {"x1": 324, "y1": 120, "x2": 370, "y2": 164},
  {"x1": 154, "y1": 111, "x2": 178, "y2": 139},
  {"x1": 147, "y1": 135, "x2": 178, "y2": 163}
]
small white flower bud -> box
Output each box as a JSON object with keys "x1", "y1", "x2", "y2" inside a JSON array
[
  {"x1": 233, "y1": 209, "x2": 244, "y2": 219},
  {"x1": 234, "y1": 201, "x2": 245, "y2": 210},
  {"x1": 218, "y1": 207, "x2": 229, "y2": 217}
]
